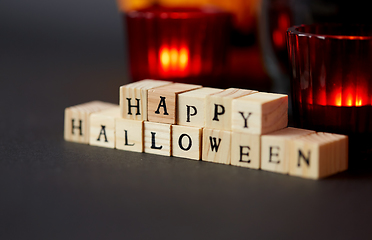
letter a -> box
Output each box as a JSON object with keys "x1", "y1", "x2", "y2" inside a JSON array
[
  {"x1": 155, "y1": 96, "x2": 169, "y2": 115},
  {"x1": 97, "y1": 125, "x2": 108, "y2": 142}
]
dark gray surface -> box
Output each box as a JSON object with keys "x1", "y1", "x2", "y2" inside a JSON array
[{"x1": 1, "y1": 0, "x2": 372, "y2": 239}]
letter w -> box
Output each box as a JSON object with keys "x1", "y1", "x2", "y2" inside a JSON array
[{"x1": 209, "y1": 137, "x2": 221, "y2": 152}]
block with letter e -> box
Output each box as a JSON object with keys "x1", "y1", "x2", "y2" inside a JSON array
[
  {"x1": 116, "y1": 118, "x2": 144, "y2": 153},
  {"x1": 231, "y1": 132, "x2": 261, "y2": 169},
  {"x1": 89, "y1": 106, "x2": 120, "y2": 148},
  {"x1": 205, "y1": 88, "x2": 257, "y2": 131},
  {"x1": 144, "y1": 121, "x2": 172, "y2": 156},
  {"x1": 288, "y1": 132, "x2": 348, "y2": 179},
  {"x1": 202, "y1": 128, "x2": 231, "y2": 165},
  {"x1": 120, "y1": 79, "x2": 172, "y2": 121},
  {"x1": 172, "y1": 125, "x2": 203, "y2": 160},
  {"x1": 64, "y1": 101, "x2": 117, "y2": 144},
  {"x1": 232, "y1": 92, "x2": 288, "y2": 135},
  {"x1": 261, "y1": 127, "x2": 314, "y2": 174},
  {"x1": 148, "y1": 83, "x2": 202, "y2": 124}
]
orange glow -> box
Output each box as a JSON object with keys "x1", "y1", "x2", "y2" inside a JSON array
[
  {"x1": 160, "y1": 47, "x2": 170, "y2": 70},
  {"x1": 335, "y1": 92, "x2": 342, "y2": 106},
  {"x1": 345, "y1": 92, "x2": 354, "y2": 106},
  {"x1": 159, "y1": 46, "x2": 189, "y2": 74}
]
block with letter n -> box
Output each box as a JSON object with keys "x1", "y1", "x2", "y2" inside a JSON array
[
  {"x1": 120, "y1": 79, "x2": 172, "y2": 121},
  {"x1": 64, "y1": 101, "x2": 117, "y2": 144},
  {"x1": 288, "y1": 132, "x2": 348, "y2": 179},
  {"x1": 202, "y1": 128, "x2": 231, "y2": 165}
]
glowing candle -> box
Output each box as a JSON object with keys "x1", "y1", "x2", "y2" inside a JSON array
[{"x1": 125, "y1": 6, "x2": 232, "y2": 86}]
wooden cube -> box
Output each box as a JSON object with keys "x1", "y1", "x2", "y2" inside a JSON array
[
  {"x1": 89, "y1": 106, "x2": 120, "y2": 148},
  {"x1": 231, "y1": 92, "x2": 288, "y2": 135},
  {"x1": 205, "y1": 88, "x2": 257, "y2": 131},
  {"x1": 144, "y1": 121, "x2": 172, "y2": 156},
  {"x1": 147, "y1": 83, "x2": 202, "y2": 124},
  {"x1": 115, "y1": 118, "x2": 144, "y2": 152},
  {"x1": 202, "y1": 128, "x2": 232, "y2": 165},
  {"x1": 231, "y1": 132, "x2": 261, "y2": 169},
  {"x1": 64, "y1": 101, "x2": 117, "y2": 144},
  {"x1": 172, "y1": 125, "x2": 203, "y2": 161},
  {"x1": 119, "y1": 79, "x2": 172, "y2": 121},
  {"x1": 177, "y1": 87, "x2": 222, "y2": 127},
  {"x1": 288, "y1": 132, "x2": 348, "y2": 179},
  {"x1": 261, "y1": 127, "x2": 315, "y2": 174}
]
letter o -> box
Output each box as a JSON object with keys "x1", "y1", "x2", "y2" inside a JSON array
[{"x1": 178, "y1": 134, "x2": 192, "y2": 151}]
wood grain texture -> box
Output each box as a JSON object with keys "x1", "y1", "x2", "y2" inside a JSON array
[
  {"x1": 115, "y1": 118, "x2": 144, "y2": 152},
  {"x1": 177, "y1": 87, "x2": 222, "y2": 127},
  {"x1": 172, "y1": 125, "x2": 203, "y2": 161},
  {"x1": 231, "y1": 92, "x2": 288, "y2": 135},
  {"x1": 205, "y1": 88, "x2": 257, "y2": 131},
  {"x1": 144, "y1": 121, "x2": 172, "y2": 156},
  {"x1": 231, "y1": 131, "x2": 260, "y2": 169},
  {"x1": 64, "y1": 101, "x2": 117, "y2": 144},
  {"x1": 202, "y1": 128, "x2": 231, "y2": 165},
  {"x1": 288, "y1": 132, "x2": 348, "y2": 179},
  {"x1": 89, "y1": 106, "x2": 121, "y2": 148},
  {"x1": 147, "y1": 83, "x2": 202, "y2": 124},
  {"x1": 261, "y1": 127, "x2": 315, "y2": 174},
  {"x1": 120, "y1": 79, "x2": 172, "y2": 121}
]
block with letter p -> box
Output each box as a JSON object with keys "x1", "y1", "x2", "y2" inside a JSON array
[
  {"x1": 232, "y1": 92, "x2": 288, "y2": 135},
  {"x1": 120, "y1": 79, "x2": 172, "y2": 121}
]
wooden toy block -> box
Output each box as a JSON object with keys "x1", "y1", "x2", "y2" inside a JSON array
[
  {"x1": 147, "y1": 83, "x2": 202, "y2": 124},
  {"x1": 177, "y1": 87, "x2": 222, "y2": 127},
  {"x1": 172, "y1": 125, "x2": 203, "y2": 161},
  {"x1": 288, "y1": 132, "x2": 348, "y2": 179},
  {"x1": 64, "y1": 101, "x2": 117, "y2": 144},
  {"x1": 89, "y1": 106, "x2": 120, "y2": 148},
  {"x1": 120, "y1": 79, "x2": 172, "y2": 121},
  {"x1": 115, "y1": 118, "x2": 144, "y2": 153},
  {"x1": 205, "y1": 88, "x2": 257, "y2": 131},
  {"x1": 231, "y1": 132, "x2": 260, "y2": 169},
  {"x1": 261, "y1": 127, "x2": 315, "y2": 174},
  {"x1": 144, "y1": 121, "x2": 172, "y2": 156},
  {"x1": 202, "y1": 128, "x2": 232, "y2": 165},
  {"x1": 231, "y1": 92, "x2": 288, "y2": 135}
]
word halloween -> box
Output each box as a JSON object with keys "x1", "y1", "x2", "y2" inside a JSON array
[{"x1": 64, "y1": 80, "x2": 348, "y2": 180}]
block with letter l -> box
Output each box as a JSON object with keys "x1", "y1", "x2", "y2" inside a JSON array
[
  {"x1": 144, "y1": 121, "x2": 172, "y2": 156},
  {"x1": 64, "y1": 101, "x2": 117, "y2": 144},
  {"x1": 116, "y1": 118, "x2": 144, "y2": 152},
  {"x1": 120, "y1": 79, "x2": 172, "y2": 121}
]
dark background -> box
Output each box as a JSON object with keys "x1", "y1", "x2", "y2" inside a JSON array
[{"x1": 1, "y1": 0, "x2": 372, "y2": 239}]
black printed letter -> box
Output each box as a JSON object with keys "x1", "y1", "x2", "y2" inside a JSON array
[
  {"x1": 178, "y1": 134, "x2": 192, "y2": 151},
  {"x1": 239, "y1": 146, "x2": 251, "y2": 163},
  {"x1": 151, "y1": 132, "x2": 163, "y2": 149},
  {"x1": 97, "y1": 125, "x2": 108, "y2": 142},
  {"x1": 298, "y1": 150, "x2": 310, "y2": 167},
  {"x1": 124, "y1": 130, "x2": 134, "y2": 146},
  {"x1": 126, "y1": 98, "x2": 141, "y2": 115},
  {"x1": 155, "y1": 96, "x2": 169, "y2": 115},
  {"x1": 213, "y1": 104, "x2": 225, "y2": 121},
  {"x1": 186, "y1": 105, "x2": 197, "y2": 122},
  {"x1": 209, "y1": 137, "x2": 222, "y2": 152},
  {"x1": 239, "y1": 112, "x2": 252, "y2": 128},
  {"x1": 71, "y1": 119, "x2": 83, "y2": 136},
  {"x1": 269, "y1": 146, "x2": 280, "y2": 164}
]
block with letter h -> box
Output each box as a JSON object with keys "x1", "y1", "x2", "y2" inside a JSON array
[{"x1": 64, "y1": 79, "x2": 349, "y2": 180}]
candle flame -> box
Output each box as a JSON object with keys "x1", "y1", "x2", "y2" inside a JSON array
[
  {"x1": 159, "y1": 45, "x2": 189, "y2": 74},
  {"x1": 335, "y1": 92, "x2": 342, "y2": 106}
]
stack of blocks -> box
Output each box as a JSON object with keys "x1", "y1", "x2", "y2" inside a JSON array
[{"x1": 64, "y1": 79, "x2": 349, "y2": 180}]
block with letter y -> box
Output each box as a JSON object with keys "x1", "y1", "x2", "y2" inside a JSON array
[{"x1": 202, "y1": 128, "x2": 231, "y2": 165}]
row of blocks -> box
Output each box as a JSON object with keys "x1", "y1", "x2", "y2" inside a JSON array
[{"x1": 64, "y1": 80, "x2": 348, "y2": 179}]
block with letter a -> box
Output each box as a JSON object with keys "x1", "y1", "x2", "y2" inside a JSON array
[
  {"x1": 64, "y1": 101, "x2": 117, "y2": 144},
  {"x1": 115, "y1": 118, "x2": 144, "y2": 152},
  {"x1": 288, "y1": 132, "x2": 348, "y2": 179},
  {"x1": 89, "y1": 106, "x2": 120, "y2": 148},
  {"x1": 177, "y1": 87, "x2": 222, "y2": 127},
  {"x1": 261, "y1": 127, "x2": 314, "y2": 174},
  {"x1": 147, "y1": 83, "x2": 202, "y2": 124},
  {"x1": 120, "y1": 79, "x2": 172, "y2": 121},
  {"x1": 231, "y1": 92, "x2": 288, "y2": 135},
  {"x1": 205, "y1": 88, "x2": 257, "y2": 131},
  {"x1": 202, "y1": 128, "x2": 231, "y2": 165},
  {"x1": 172, "y1": 125, "x2": 203, "y2": 160},
  {"x1": 144, "y1": 121, "x2": 172, "y2": 156}
]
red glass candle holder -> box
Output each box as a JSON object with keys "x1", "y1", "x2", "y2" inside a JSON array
[
  {"x1": 287, "y1": 24, "x2": 372, "y2": 159},
  {"x1": 124, "y1": 6, "x2": 232, "y2": 86}
]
